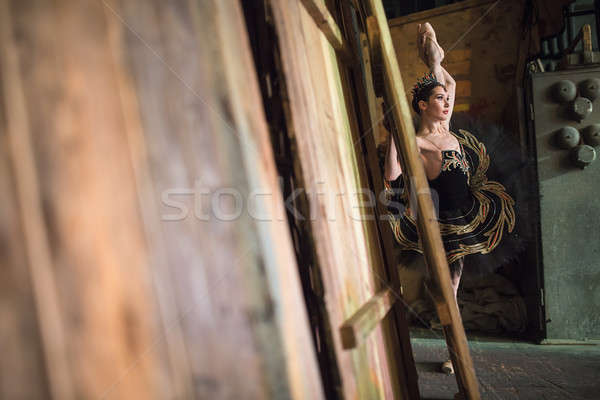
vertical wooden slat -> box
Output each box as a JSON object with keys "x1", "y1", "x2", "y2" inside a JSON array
[
  {"x1": 214, "y1": 1, "x2": 325, "y2": 398},
  {"x1": 8, "y1": 0, "x2": 164, "y2": 397},
  {"x1": 0, "y1": 1, "x2": 74, "y2": 398},
  {"x1": 338, "y1": 3, "x2": 420, "y2": 398},
  {"x1": 333, "y1": 29, "x2": 407, "y2": 400},
  {"x1": 114, "y1": 1, "x2": 275, "y2": 397},
  {"x1": 0, "y1": 103, "x2": 50, "y2": 399},
  {"x1": 103, "y1": 1, "x2": 194, "y2": 396},
  {"x1": 365, "y1": 0, "x2": 481, "y2": 398},
  {"x1": 269, "y1": 0, "x2": 410, "y2": 398}
]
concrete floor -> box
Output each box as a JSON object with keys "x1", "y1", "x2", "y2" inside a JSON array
[{"x1": 410, "y1": 331, "x2": 600, "y2": 399}]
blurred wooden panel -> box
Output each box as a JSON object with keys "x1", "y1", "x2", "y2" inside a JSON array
[
  {"x1": 1, "y1": 0, "x2": 161, "y2": 397},
  {"x1": 0, "y1": 0, "x2": 323, "y2": 398},
  {"x1": 0, "y1": 57, "x2": 50, "y2": 398}
]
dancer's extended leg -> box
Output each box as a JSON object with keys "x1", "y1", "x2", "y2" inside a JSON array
[{"x1": 417, "y1": 22, "x2": 445, "y2": 65}]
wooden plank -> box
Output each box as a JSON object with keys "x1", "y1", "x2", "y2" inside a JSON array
[
  {"x1": 270, "y1": 0, "x2": 404, "y2": 398},
  {"x1": 364, "y1": 0, "x2": 482, "y2": 398},
  {"x1": 340, "y1": 4, "x2": 420, "y2": 397},
  {"x1": 334, "y1": 8, "x2": 413, "y2": 396},
  {"x1": 13, "y1": 1, "x2": 177, "y2": 397},
  {"x1": 366, "y1": 16, "x2": 384, "y2": 97},
  {"x1": 116, "y1": 0, "x2": 323, "y2": 397},
  {"x1": 340, "y1": 288, "x2": 395, "y2": 349},
  {"x1": 215, "y1": 2, "x2": 325, "y2": 398},
  {"x1": 0, "y1": 99, "x2": 49, "y2": 399},
  {"x1": 104, "y1": 5, "x2": 193, "y2": 398},
  {"x1": 0, "y1": 2, "x2": 73, "y2": 398},
  {"x1": 333, "y1": 12, "x2": 411, "y2": 400},
  {"x1": 300, "y1": 0, "x2": 351, "y2": 60},
  {"x1": 359, "y1": 32, "x2": 380, "y2": 142}
]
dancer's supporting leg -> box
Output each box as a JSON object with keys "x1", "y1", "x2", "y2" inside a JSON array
[
  {"x1": 450, "y1": 258, "x2": 464, "y2": 301},
  {"x1": 442, "y1": 258, "x2": 465, "y2": 375}
]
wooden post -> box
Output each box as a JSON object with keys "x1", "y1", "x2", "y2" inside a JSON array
[
  {"x1": 364, "y1": 0, "x2": 481, "y2": 398},
  {"x1": 338, "y1": 2, "x2": 420, "y2": 398}
]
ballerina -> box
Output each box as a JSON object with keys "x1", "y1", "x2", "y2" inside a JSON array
[
  {"x1": 384, "y1": 22, "x2": 517, "y2": 374},
  {"x1": 385, "y1": 22, "x2": 467, "y2": 298}
]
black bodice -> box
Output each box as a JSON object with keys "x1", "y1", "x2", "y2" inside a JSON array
[{"x1": 428, "y1": 149, "x2": 471, "y2": 212}]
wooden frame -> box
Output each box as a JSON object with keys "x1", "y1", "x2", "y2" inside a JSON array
[
  {"x1": 337, "y1": 2, "x2": 420, "y2": 398},
  {"x1": 300, "y1": 0, "x2": 352, "y2": 60},
  {"x1": 364, "y1": 0, "x2": 481, "y2": 398},
  {"x1": 270, "y1": 0, "x2": 418, "y2": 398}
]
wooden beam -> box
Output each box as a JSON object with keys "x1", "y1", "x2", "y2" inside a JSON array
[
  {"x1": 366, "y1": 16, "x2": 385, "y2": 97},
  {"x1": 216, "y1": 2, "x2": 326, "y2": 398},
  {"x1": 338, "y1": 2, "x2": 420, "y2": 398},
  {"x1": 269, "y1": 0, "x2": 404, "y2": 397},
  {"x1": 340, "y1": 288, "x2": 396, "y2": 349},
  {"x1": 350, "y1": 18, "x2": 421, "y2": 400},
  {"x1": 365, "y1": 0, "x2": 481, "y2": 398},
  {"x1": 300, "y1": 0, "x2": 351, "y2": 61},
  {"x1": 359, "y1": 32, "x2": 381, "y2": 142},
  {"x1": 388, "y1": 0, "x2": 495, "y2": 26}
]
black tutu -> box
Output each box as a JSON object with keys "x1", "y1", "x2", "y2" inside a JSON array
[{"x1": 383, "y1": 116, "x2": 531, "y2": 275}]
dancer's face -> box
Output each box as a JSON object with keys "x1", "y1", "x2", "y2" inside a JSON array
[{"x1": 420, "y1": 86, "x2": 450, "y2": 121}]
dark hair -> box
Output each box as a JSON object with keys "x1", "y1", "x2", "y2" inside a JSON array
[{"x1": 411, "y1": 81, "x2": 445, "y2": 114}]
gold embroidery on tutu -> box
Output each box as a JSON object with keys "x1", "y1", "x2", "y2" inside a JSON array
[{"x1": 385, "y1": 129, "x2": 516, "y2": 265}]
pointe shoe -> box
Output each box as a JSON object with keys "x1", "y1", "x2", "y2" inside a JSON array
[
  {"x1": 441, "y1": 359, "x2": 455, "y2": 375},
  {"x1": 417, "y1": 22, "x2": 444, "y2": 65}
]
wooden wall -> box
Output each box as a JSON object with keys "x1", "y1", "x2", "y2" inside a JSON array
[
  {"x1": 0, "y1": 0, "x2": 322, "y2": 398},
  {"x1": 389, "y1": 0, "x2": 525, "y2": 125}
]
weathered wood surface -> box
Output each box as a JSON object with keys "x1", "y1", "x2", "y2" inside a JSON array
[
  {"x1": 365, "y1": 0, "x2": 481, "y2": 398},
  {"x1": 388, "y1": 0, "x2": 496, "y2": 24},
  {"x1": 0, "y1": 0, "x2": 322, "y2": 398},
  {"x1": 340, "y1": 288, "x2": 395, "y2": 349},
  {"x1": 299, "y1": 0, "x2": 351, "y2": 60},
  {"x1": 270, "y1": 0, "x2": 410, "y2": 398},
  {"x1": 0, "y1": 2, "x2": 66, "y2": 398},
  {"x1": 343, "y1": 8, "x2": 420, "y2": 398}
]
